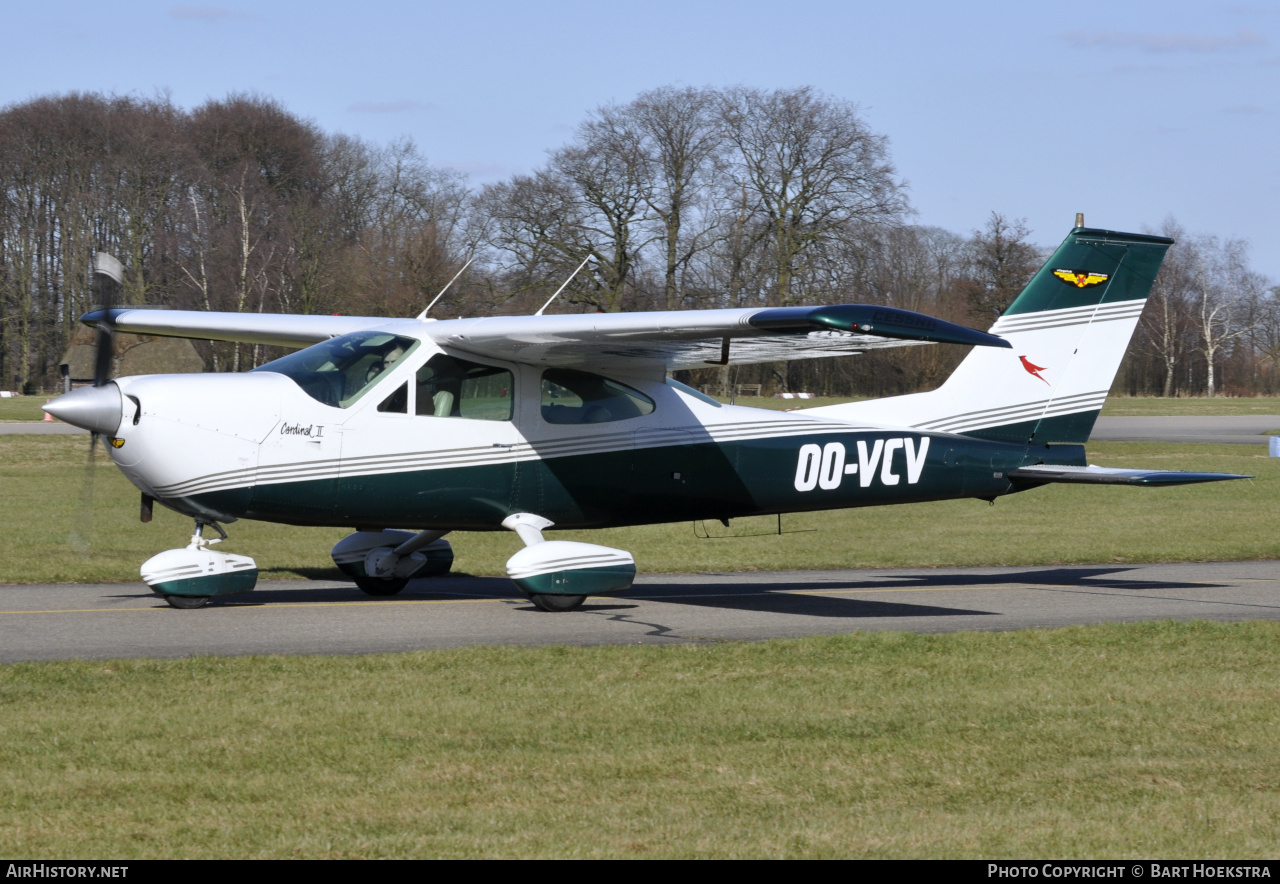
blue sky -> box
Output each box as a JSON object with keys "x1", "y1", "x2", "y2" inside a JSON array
[{"x1": 4, "y1": 1, "x2": 1277, "y2": 278}]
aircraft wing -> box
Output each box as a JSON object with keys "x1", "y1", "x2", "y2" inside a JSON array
[
  {"x1": 83, "y1": 304, "x2": 1009, "y2": 373},
  {"x1": 427, "y1": 305, "x2": 1009, "y2": 373},
  {"x1": 1008, "y1": 465, "x2": 1251, "y2": 486},
  {"x1": 81, "y1": 309, "x2": 388, "y2": 348}
]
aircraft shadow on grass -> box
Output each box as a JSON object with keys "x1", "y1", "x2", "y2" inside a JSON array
[{"x1": 112, "y1": 565, "x2": 1230, "y2": 621}]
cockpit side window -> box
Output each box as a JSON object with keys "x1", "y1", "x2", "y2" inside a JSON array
[
  {"x1": 540, "y1": 369, "x2": 655, "y2": 424},
  {"x1": 252, "y1": 332, "x2": 419, "y2": 408},
  {"x1": 415, "y1": 354, "x2": 513, "y2": 421}
]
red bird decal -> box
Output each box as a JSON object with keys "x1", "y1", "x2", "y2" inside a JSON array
[{"x1": 1020, "y1": 355, "x2": 1050, "y2": 385}]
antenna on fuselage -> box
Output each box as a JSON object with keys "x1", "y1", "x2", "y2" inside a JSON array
[
  {"x1": 535, "y1": 255, "x2": 592, "y2": 316},
  {"x1": 416, "y1": 256, "x2": 475, "y2": 320}
]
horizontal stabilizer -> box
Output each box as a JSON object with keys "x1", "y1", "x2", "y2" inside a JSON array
[{"x1": 1009, "y1": 464, "x2": 1251, "y2": 486}]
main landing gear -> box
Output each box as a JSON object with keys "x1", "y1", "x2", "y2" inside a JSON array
[
  {"x1": 502, "y1": 514, "x2": 636, "y2": 613},
  {"x1": 330, "y1": 516, "x2": 638, "y2": 612},
  {"x1": 140, "y1": 520, "x2": 258, "y2": 609},
  {"x1": 330, "y1": 530, "x2": 454, "y2": 595},
  {"x1": 142, "y1": 515, "x2": 638, "y2": 613}
]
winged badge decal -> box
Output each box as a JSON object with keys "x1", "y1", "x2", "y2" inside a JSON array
[{"x1": 1053, "y1": 268, "x2": 1109, "y2": 288}]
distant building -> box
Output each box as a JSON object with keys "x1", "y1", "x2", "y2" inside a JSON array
[{"x1": 60, "y1": 336, "x2": 205, "y2": 391}]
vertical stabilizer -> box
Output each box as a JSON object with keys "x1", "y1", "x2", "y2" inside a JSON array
[{"x1": 806, "y1": 227, "x2": 1173, "y2": 443}]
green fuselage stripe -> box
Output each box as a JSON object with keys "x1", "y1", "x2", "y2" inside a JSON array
[{"x1": 185, "y1": 433, "x2": 1085, "y2": 531}]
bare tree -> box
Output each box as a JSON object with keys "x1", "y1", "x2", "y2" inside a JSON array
[
  {"x1": 1189, "y1": 235, "x2": 1257, "y2": 397},
  {"x1": 550, "y1": 138, "x2": 652, "y2": 312},
  {"x1": 719, "y1": 86, "x2": 908, "y2": 307},
  {"x1": 476, "y1": 170, "x2": 592, "y2": 311},
  {"x1": 960, "y1": 212, "x2": 1040, "y2": 323},
  {"x1": 587, "y1": 87, "x2": 726, "y2": 310},
  {"x1": 1140, "y1": 219, "x2": 1192, "y2": 397}
]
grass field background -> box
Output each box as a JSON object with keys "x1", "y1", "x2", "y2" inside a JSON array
[
  {"x1": 1, "y1": 620, "x2": 1277, "y2": 858},
  {"x1": 0, "y1": 435, "x2": 1273, "y2": 583},
  {"x1": 0, "y1": 397, "x2": 49, "y2": 421}
]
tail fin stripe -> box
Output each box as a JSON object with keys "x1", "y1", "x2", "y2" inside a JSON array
[
  {"x1": 994, "y1": 299, "x2": 1145, "y2": 323},
  {"x1": 919, "y1": 395, "x2": 1108, "y2": 434},
  {"x1": 995, "y1": 316, "x2": 1130, "y2": 334},
  {"x1": 994, "y1": 301, "x2": 1134, "y2": 326},
  {"x1": 914, "y1": 390, "x2": 1107, "y2": 427},
  {"x1": 993, "y1": 303, "x2": 1145, "y2": 333},
  {"x1": 926, "y1": 402, "x2": 1106, "y2": 435},
  {"x1": 995, "y1": 309, "x2": 1145, "y2": 332},
  {"x1": 995, "y1": 310, "x2": 1145, "y2": 332}
]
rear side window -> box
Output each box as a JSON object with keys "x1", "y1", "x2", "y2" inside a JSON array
[
  {"x1": 415, "y1": 354, "x2": 513, "y2": 421},
  {"x1": 540, "y1": 369, "x2": 655, "y2": 424}
]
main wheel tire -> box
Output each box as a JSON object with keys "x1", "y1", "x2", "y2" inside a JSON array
[
  {"x1": 529, "y1": 593, "x2": 587, "y2": 612},
  {"x1": 354, "y1": 575, "x2": 408, "y2": 596},
  {"x1": 164, "y1": 594, "x2": 210, "y2": 609}
]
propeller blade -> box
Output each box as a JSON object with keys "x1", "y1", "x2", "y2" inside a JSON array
[
  {"x1": 70, "y1": 432, "x2": 100, "y2": 557},
  {"x1": 72, "y1": 252, "x2": 124, "y2": 553},
  {"x1": 90, "y1": 252, "x2": 122, "y2": 387}
]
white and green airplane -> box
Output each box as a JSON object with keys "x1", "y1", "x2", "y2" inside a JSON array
[{"x1": 45, "y1": 225, "x2": 1246, "y2": 611}]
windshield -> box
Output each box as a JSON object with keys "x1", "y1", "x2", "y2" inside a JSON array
[{"x1": 252, "y1": 331, "x2": 419, "y2": 408}]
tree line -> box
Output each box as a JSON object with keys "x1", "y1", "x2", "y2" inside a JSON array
[{"x1": 1, "y1": 87, "x2": 1274, "y2": 397}]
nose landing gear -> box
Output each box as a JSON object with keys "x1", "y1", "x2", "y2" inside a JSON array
[{"x1": 140, "y1": 520, "x2": 258, "y2": 609}]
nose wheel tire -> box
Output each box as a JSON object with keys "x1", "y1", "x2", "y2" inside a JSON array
[
  {"x1": 164, "y1": 594, "x2": 210, "y2": 609},
  {"x1": 354, "y1": 576, "x2": 408, "y2": 596},
  {"x1": 528, "y1": 593, "x2": 587, "y2": 612}
]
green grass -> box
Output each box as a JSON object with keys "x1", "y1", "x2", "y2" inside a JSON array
[
  {"x1": 1, "y1": 620, "x2": 1277, "y2": 858},
  {"x1": 0, "y1": 436, "x2": 1273, "y2": 583},
  {"x1": 0, "y1": 397, "x2": 50, "y2": 421},
  {"x1": 1100, "y1": 397, "x2": 1280, "y2": 416},
  {"x1": 0, "y1": 436, "x2": 351, "y2": 583}
]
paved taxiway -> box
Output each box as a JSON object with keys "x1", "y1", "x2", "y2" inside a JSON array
[
  {"x1": 1089, "y1": 414, "x2": 1280, "y2": 445},
  {"x1": 3, "y1": 561, "x2": 1278, "y2": 662}
]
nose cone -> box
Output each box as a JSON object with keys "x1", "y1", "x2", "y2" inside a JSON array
[{"x1": 43, "y1": 383, "x2": 123, "y2": 435}]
